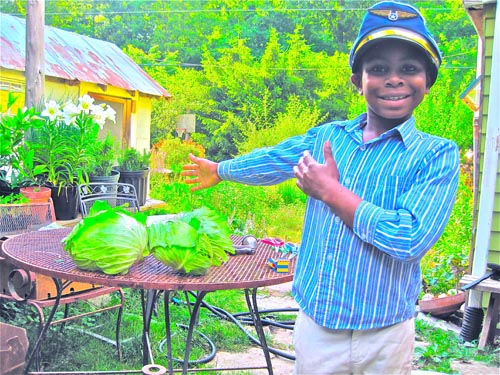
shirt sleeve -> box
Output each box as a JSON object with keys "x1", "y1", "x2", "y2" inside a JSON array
[
  {"x1": 352, "y1": 139, "x2": 460, "y2": 262},
  {"x1": 218, "y1": 128, "x2": 320, "y2": 185}
]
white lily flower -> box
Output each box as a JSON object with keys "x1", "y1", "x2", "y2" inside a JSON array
[
  {"x1": 90, "y1": 105, "x2": 106, "y2": 128},
  {"x1": 41, "y1": 100, "x2": 62, "y2": 121},
  {"x1": 62, "y1": 102, "x2": 80, "y2": 125},
  {"x1": 78, "y1": 94, "x2": 95, "y2": 114},
  {"x1": 103, "y1": 106, "x2": 116, "y2": 124}
]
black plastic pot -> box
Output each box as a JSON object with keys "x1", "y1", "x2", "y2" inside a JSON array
[
  {"x1": 0, "y1": 172, "x2": 19, "y2": 197},
  {"x1": 118, "y1": 168, "x2": 149, "y2": 206},
  {"x1": 49, "y1": 185, "x2": 79, "y2": 220}
]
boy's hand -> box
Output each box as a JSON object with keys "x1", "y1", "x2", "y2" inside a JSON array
[
  {"x1": 293, "y1": 141, "x2": 339, "y2": 201},
  {"x1": 181, "y1": 153, "x2": 221, "y2": 192}
]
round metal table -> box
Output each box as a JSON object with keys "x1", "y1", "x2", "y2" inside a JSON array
[{"x1": 2, "y1": 228, "x2": 296, "y2": 375}]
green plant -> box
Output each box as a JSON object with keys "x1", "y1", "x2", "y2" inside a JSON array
[
  {"x1": 0, "y1": 193, "x2": 29, "y2": 204},
  {"x1": 420, "y1": 166, "x2": 473, "y2": 297},
  {"x1": 150, "y1": 137, "x2": 205, "y2": 182},
  {"x1": 414, "y1": 319, "x2": 500, "y2": 373},
  {"x1": 117, "y1": 147, "x2": 151, "y2": 171},
  {"x1": 89, "y1": 132, "x2": 119, "y2": 176},
  {"x1": 0, "y1": 93, "x2": 45, "y2": 189},
  {"x1": 28, "y1": 95, "x2": 116, "y2": 190}
]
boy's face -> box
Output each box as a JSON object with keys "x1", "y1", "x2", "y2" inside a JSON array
[{"x1": 351, "y1": 40, "x2": 430, "y2": 126}]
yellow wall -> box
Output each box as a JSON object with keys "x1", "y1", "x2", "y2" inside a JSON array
[{"x1": 0, "y1": 68, "x2": 153, "y2": 151}]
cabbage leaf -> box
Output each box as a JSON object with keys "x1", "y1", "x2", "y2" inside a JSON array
[
  {"x1": 149, "y1": 206, "x2": 234, "y2": 275},
  {"x1": 62, "y1": 201, "x2": 148, "y2": 275}
]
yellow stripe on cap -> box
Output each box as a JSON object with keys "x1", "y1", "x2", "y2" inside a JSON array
[{"x1": 354, "y1": 28, "x2": 440, "y2": 68}]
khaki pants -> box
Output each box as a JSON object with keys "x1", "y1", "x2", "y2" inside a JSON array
[{"x1": 293, "y1": 310, "x2": 415, "y2": 375}]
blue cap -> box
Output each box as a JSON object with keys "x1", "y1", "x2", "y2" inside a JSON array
[{"x1": 349, "y1": 1, "x2": 442, "y2": 86}]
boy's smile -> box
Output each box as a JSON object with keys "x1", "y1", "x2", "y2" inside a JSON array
[{"x1": 352, "y1": 40, "x2": 430, "y2": 134}]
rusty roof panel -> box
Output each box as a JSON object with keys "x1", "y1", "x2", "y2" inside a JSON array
[{"x1": 1, "y1": 13, "x2": 171, "y2": 98}]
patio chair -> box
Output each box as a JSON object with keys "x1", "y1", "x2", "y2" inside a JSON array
[
  {"x1": 78, "y1": 182, "x2": 140, "y2": 216},
  {"x1": 0, "y1": 199, "x2": 125, "y2": 371}
]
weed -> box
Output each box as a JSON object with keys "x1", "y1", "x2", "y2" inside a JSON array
[{"x1": 414, "y1": 319, "x2": 499, "y2": 373}]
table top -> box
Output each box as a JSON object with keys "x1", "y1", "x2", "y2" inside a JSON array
[{"x1": 2, "y1": 228, "x2": 295, "y2": 292}]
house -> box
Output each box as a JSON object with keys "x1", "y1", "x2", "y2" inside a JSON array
[
  {"x1": 0, "y1": 13, "x2": 171, "y2": 152},
  {"x1": 461, "y1": 0, "x2": 499, "y2": 342}
]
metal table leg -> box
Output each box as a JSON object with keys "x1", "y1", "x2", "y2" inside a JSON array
[
  {"x1": 245, "y1": 288, "x2": 274, "y2": 375},
  {"x1": 141, "y1": 289, "x2": 157, "y2": 366},
  {"x1": 163, "y1": 291, "x2": 173, "y2": 375},
  {"x1": 181, "y1": 291, "x2": 207, "y2": 375},
  {"x1": 20, "y1": 276, "x2": 63, "y2": 374}
]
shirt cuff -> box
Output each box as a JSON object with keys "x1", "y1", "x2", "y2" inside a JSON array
[
  {"x1": 217, "y1": 160, "x2": 232, "y2": 180},
  {"x1": 353, "y1": 200, "x2": 385, "y2": 244}
]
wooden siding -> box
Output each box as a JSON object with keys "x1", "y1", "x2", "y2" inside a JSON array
[{"x1": 477, "y1": 2, "x2": 500, "y2": 261}]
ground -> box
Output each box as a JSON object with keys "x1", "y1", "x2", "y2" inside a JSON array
[{"x1": 209, "y1": 282, "x2": 499, "y2": 375}]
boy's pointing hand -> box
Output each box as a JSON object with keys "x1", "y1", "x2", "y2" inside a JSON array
[{"x1": 293, "y1": 141, "x2": 339, "y2": 201}]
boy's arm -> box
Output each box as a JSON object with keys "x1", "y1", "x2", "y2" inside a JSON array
[
  {"x1": 351, "y1": 140, "x2": 459, "y2": 262},
  {"x1": 294, "y1": 141, "x2": 362, "y2": 227},
  {"x1": 296, "y1": 140, "x2": 460, "y2": 262}
]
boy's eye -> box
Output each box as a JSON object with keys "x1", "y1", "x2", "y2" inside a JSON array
[
  {"x1": 368, "y1": 65, "x2": 387, "y2": 73},
  {"x1": 402, "y1": 64, "x2": 419, "y2": 73}
]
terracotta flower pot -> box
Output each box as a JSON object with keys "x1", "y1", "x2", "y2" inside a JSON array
[
  {"x1": 20, "y1": 186, "x2": 52, "y2": 203},
  {"x1": 419, "y1": 292, "x2": 466, "y2": 318}
]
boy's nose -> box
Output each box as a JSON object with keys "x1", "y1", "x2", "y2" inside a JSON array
[{"x1": 385, "y1": 74, "x2": 404, "y2": 87}]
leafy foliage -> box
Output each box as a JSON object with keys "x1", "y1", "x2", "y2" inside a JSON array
[
  {"x1": 2, "y1": 0, "x2": 475, "y2": 162},
  {"x1": 421, "y1": 164, "x2": 473, "y2": 295},
  {"x1": 236, "y1": 95, "x2": 327, "y2": 154},
  {"x1": 414, "y1": 319, "x2": 500, "y2": 373},
  {"x1": 151, "y1": 137, "x2": 205, "y2": 180},
  {"x1": 117, "y1": 147, "x2": 151, "y2": 171}
]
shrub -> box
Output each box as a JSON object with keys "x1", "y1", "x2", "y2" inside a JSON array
[{"x1": 420, "y1": 164, "x2": 473, "y2": 296}]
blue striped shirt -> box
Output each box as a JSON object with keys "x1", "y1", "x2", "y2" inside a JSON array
[{"x1": 218, "y1": 113, "x2": 460, "y2": 330}]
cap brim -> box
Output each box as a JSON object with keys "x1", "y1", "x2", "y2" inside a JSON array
[{"x1": 353, "y1": 27, "x2": 441, "y2": 70}]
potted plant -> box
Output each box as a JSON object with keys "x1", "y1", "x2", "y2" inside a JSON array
[
  {"x1": 88, "y1": 132, "x2": 120, "y2": 183},
  {"x1": 4, "y1": 143, "x2": 51, "y2": 203},
  {"x1": 117, "y1": 146, "x2": 151, "y2": 206},
  {"x1": 28, "y1": 95, "x2": 116, "y2": 220},
  {"x1": 0, "y1": 93, "x2": 43, "y2": 196},
  {"x1": 419, "y1": 253, "x2": 467, "y2": 318},
  {"x1": 0, "y1": 93, "x2": 50, "y2": 202},
  {"x1": 418, "y1": 173, "x2": 472, "y2": 319}
]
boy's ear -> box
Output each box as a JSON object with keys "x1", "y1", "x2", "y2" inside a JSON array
[{"x1": 351, "y1": 74, "x2": 362, "y2": 94}]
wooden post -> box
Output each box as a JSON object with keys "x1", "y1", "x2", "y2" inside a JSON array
[{"x1": 25, "y1": 0, "x2": 45, "y2": 109}]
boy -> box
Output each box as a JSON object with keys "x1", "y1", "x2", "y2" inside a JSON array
[{"x1": 182, "y1": 2, "x2": 459, "y2": 374}]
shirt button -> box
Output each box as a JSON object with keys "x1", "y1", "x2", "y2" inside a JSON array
[
  {"x1": 334, "y1": 216, "x2": 341, "y2": 223},
  {"x1": 344, "y1": 177, "x2": 351, "y2": 185},
  {"x1": 360, "y1": 145, "x2": 366, "y2": 151},
  {"x1": 327, "y1": 254, "x2": 333, "y2": 261}
]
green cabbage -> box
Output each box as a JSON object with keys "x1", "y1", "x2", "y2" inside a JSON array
[
  {"x1": 62, "y1": 201, "x2": 148, "y2": 275},
  {"x1": 149, "y1": 207, "x2": 234, "y2": 275},
  {"x1": 180, "y1": 206, "x2": 235, "y2": 265}
]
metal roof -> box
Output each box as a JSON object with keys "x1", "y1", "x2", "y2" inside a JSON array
[{"x1": 0, "y1": 13, "x2": 171, "y2": 98}]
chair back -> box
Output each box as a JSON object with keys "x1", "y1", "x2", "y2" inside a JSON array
[{"x1": 78, "y1": 182, "x2": 140, "y2": 217}]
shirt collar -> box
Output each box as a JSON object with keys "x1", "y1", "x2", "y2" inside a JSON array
[{"x1": 343, "y1": 114, "x2": 418, "y2": 148}]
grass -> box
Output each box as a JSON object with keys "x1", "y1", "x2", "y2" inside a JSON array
[
  {"x1": 0, "y1": 287, "x2": 290, "y2": 373},
  {"x1": 413, "y1": 319, "x2": 499, "y2": 374},
  {"x1": 2, "y1": 290, "x2": 499, "y2": 374},
  {"x1": 1, "y1": 170, "x2": 498, "y2": 373}
]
